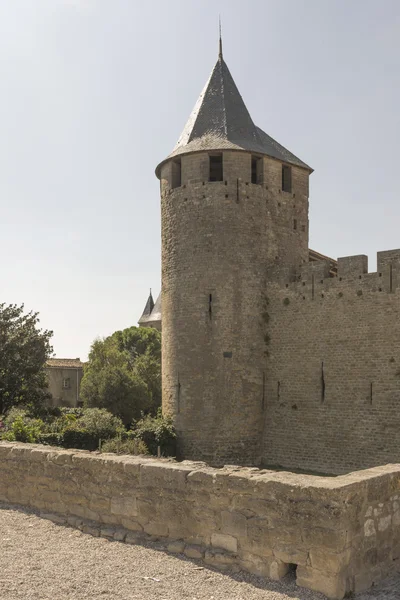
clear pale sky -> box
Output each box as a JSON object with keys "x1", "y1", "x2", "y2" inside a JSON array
[{"x1": 1, "y1": 0, "x2": 399, "y2": 360}]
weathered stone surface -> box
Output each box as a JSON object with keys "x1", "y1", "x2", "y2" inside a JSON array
[
  {"x1": 125, "y1": 531, "x2": 141, "y2": 545},
  {"x1": 297, "y1": 566, "x2": 347, "y2": 600},
  {"x1": 100, "y1": 526, "x2": 115, "y2": 539},
  {"x1": 113, "y1": 528, "x2": 127, "y2": 542},
  {"x1": 110, "y1": 496, "x2": 137, "y2": 518},
  {"x1": 167, "y1": 541, "x2": 185, "y2": 554},
  {"x1": 211, "y1": 533, "x2": 238, "y2": 553},
  {"x1": 1, "y1": 443, "x2": 400, "y2": 599},
  {"x1": 144, "y1": 521, "x2": 168, "y2": 537},
  {"x1": 184, "y1": 545, "x2": 204, "y2": 559},
  {"x1": 40, "y1": 512, "x2": 66, "y2": 525}
]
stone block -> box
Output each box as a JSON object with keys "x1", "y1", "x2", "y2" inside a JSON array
[
  {"x1": 211, "y1": 533, "x2": 237, "y2": 553},
  {"x1": 125, "y1": 531, "x2": 141, "y2": 545},
  {"x1": 89, "y1": 494, "x2": 111, "y2": 513},
  {"x1": 113, "y1": 528, "x2": 127, "y2": 542},
  {"x1": 184, "y1": 545, "x2": 204, "y2": 559},
  {"x1": 239, "y1": 552, "x2": 271, "y2": 577},
  {"x1": 84, "y1": 507, "x2": 99, "y2": 522},
  {"x1": 296, "y1": 566, "x2": 347, "y2": 600},
  {"x1": 309, "y1": 548, "x2": 351, "y2": 575},
  {"x1": 83, "y1": 524, "x2": 100, "y2": 537},
  {"x1": 167, "y1": 541, "x2": 185, "y2": 554},
  {"x1": 111, "y1": 496, "x2": 137, "y2": 518},
  {"x1": 40, "y1": 513, "x2": 66, "y2": 525},
  {"x1": 269, "y1": 559, "x2": 290, "y2": 580},
  {"x1": 140, "y1": 463, "x2": 192, "y2": 491},
  {"x1": 273, "y1": 547, "x2": 308, "y2": 567},
  {"x1": 120, "y1": 518, "x2": 143, "y2": 532},
  {"x1": 204, "y1": 550, "x2": 237, "y2": 567},
  {"x1": 221, "y1": 510, "x2": 247, "y2": 538},
  {"x1": 144, "y1": 521, "x2": 169, "y2": 537},
  {"x1": 67, "y1": 516, "x2": 83, "y2": 529},
  {"x1": 100, "y1": 526, "x2": 115, "y2": 539}
]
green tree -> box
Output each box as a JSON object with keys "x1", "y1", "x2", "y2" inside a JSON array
[
  {"x1": 81, "y1": 326, "x2": 161, "y2": 425},
  {"x1": 0, "y1": 303, "x2": 53, "y2": 415}
]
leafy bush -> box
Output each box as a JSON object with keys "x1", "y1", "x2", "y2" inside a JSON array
[
  {"x1": 62, "y1": 427, "x2": 99, "y2": 451},
  {"x1": 8, "y1": 415, "x2": 43, "y2": 443},
  {"x1": 78, "y1": 408, "x2": 124, "y2": 439},
  {"x1": 37, "y1": 432, "x2": 64, "y2": 447},
  {"x1": 60, "y1": 408, "x2": 125, "y2": 451},
  {"x1": 59, "y1": 407, "x2": 84, "y2": 419},
  {"x1": 1, "y1": 408, "x2": 45, "y2": 443},
  {"x1": 4, "y1": 407, "x2": 28, "y2": 429},
  {"x1": 101, "y1": 437, "x2": 149, "y2": 455},
  {"x1": 134, "y1": 410, "x2": 176, "y2": 457}
]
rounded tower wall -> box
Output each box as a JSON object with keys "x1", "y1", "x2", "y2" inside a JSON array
[{"x1": 161, "y1": 150, "x2": 309, "y2": 465}]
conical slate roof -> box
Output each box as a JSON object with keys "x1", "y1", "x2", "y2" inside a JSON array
[
  {"x1": 156, "y1": 44, "x2": 311, "y2": 176},
  {"x1": 138, "y1": 290, "x2": 155, "y2": 325}
]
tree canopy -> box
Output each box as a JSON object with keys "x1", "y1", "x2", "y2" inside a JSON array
[
  {"x1": 80, "y1": 326, "x2": 161, "y2": 425},
  {"x1": 0, "y1": 303, "x2": 53, "y2": 415}
]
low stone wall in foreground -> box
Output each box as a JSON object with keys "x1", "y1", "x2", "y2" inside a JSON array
[{"x1": 1, "y1": 442, "x2": 400, "y2": 599}]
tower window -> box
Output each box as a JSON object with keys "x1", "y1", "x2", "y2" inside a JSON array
[
  {"x1": 251, "y1": 156, "x2": 263, "y2": 184},
  {"x1": 209, "y1": 154, "x2": 223, "y2": 182},
  {"x1": 282, "y1": 165, "x2": 292, "y2": 193},
  {"x1": 171, "y1": 159, "x2": 181, "y2": 189},
  {"x1": 62, "y1": 378, "x2": 70, "y2": 390}
]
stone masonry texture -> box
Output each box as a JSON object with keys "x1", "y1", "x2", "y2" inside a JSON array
[
  {"x1": 2, "y1": 442, "x2": 400, "y2": 599},
  {"x1": 161, "y1": 150, "x2": 309, "y2": 465},
  {"x1": 263, "y1": 250, "x2": 400, "y2": 475}
]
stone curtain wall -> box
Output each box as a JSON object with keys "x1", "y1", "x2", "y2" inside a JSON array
[
  {"x1": 263, "y1": 250, "x2": 400, "y2": 475},
  {"x1": 1, "y1": 443, "x2": 400, "y2": 599}
]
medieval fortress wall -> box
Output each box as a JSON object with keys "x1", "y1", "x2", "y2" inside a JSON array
[
  {"x1": 2, "y1": 441, "x2": 400, "y2": 599},
  {"x1": 161, "y1": 150, "x2": 309, "y2": 466},
  {"x1": 264, "y1": 250, "x2": 400, "y2": 474}
]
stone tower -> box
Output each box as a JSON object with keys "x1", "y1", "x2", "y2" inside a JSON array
[{"x1": 156, "y1": 38, "x2": 312, "y2": 466}]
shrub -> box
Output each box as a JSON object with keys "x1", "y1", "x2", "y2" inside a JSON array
[
  {"x1": 9, "y1": 415, "x2": 43, "y2": 443},
  {"x1": 133, "y1": 410, "x2": 176, "y2": 457},
  {"x1": 78, "y1": 408, "x2": 124, "y2": 439},
  {"x1": 37, "y1": 432, "x2": 64, "y2": 447},
  {"x1": 101, "y1": 437, "x2": 149, "y2": 455},
  {"x1": 59, "y1": 407, "x2": 84, "y2": 419},
  {"x1": 60, "y1": 408, "x2": 125, "y2": 451},
  {"x1": 62, "y1": 427, "x2": 100, "y2": 451},
  {"x1": 4, "y1": 407, "x2": 28, "y2": 429}
]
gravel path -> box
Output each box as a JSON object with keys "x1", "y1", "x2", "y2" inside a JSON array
[{"x1": 1, "y1": 503, "x2": 399, "y2": 600}]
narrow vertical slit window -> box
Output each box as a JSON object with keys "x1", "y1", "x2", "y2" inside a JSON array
[
  {"x1": 282, "y1": 165, "x2": 292, "y2": 193},
  {"x1": 209, "y1": 154, "x2": 223, "y2": 182},
  {"x1": 321, "y1": 362, "x2": 325, "y2": 403},
  {"x1": 390, "y1": 264, "x2": 393, "y2": 293},
  {"x1": 208, "y1": 293, "x2": 212, "y2": 319},
  {"x1": 251, "y1": 156, "x2": 263, "y2": 184},
  {"x1": 171, "y1": 159, "x2": 181, "y2": 189},
  {"x1": 293, "y1": 218, "x2": 297, "y2": 231}
]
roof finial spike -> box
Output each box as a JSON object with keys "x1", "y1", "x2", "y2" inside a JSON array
[{"x1": 218, "y1": 15, "x2": 223, "y2": 59}]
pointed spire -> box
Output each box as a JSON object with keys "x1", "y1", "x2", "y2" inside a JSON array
[
  {"x1": 218, "y1": 16, "x2": 223, "y2": 59},
  {"x1": 138, "y1": 290, "x2": 155, "y2": 325},
  {"x1": 156, "y1": 38, "x2": 312, "y2": 176}
]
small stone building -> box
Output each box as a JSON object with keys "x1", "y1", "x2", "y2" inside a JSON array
[{"x1": 46, "y1": 358, "x2": 84, "y2": 408}]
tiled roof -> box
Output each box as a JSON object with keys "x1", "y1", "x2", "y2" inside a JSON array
[
  {"x1": 156, "y1": 50, "x2": 311, "y2": 177},
  {"x1": 46, "y1": 358, "x2": 84, "y2": 368}
]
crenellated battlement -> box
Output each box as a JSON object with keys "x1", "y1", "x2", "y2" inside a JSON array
[{"x1": 270, "y1": 249, "x2": 400, "y2": 298}]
